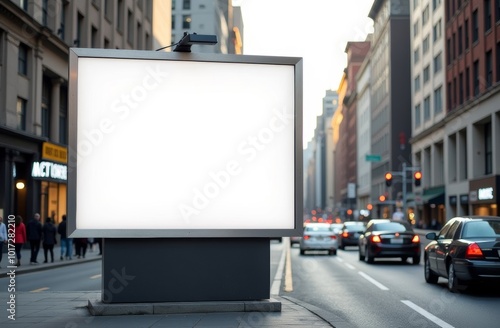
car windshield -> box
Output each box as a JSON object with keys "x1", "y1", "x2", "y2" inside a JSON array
[
  {"x1": 462, "y1": 221, "x2": 500, "y2": 238},
  {"x1": 345, "y1": 224, "x2": 365, "y2": 231},
  {"x1": 373, "y1": 222, "x2": 409, "y2": 232},
  {"x1": 305, "y1": 225, "x2": 332, "y2": 233}
]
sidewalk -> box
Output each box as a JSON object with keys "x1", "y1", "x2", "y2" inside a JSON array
[{"x1": 0, "y1": 241, "x2": 351, "y2": 327}]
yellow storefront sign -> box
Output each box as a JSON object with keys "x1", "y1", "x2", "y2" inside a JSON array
[{"x1": 42, "y1": 142, "x2": 68, "y2": 163}]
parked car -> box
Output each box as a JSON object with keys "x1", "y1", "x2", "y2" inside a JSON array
[
  {"x1": 338, "y1": 221, "x2": 365, "y2": 250},
  {"x1": 424, "y1": 216, "x2": 500, "y2": 292},
  {"x1": 300, "y1": 223, "x2": 338, "y2": 255},
  {"x1": 358, "y1": 219, "x2": 421, "y2": 264}
]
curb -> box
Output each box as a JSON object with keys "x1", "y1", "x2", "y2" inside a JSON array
[{"x1": 0, "y1": 256, "x2": 101, "y2": 278}]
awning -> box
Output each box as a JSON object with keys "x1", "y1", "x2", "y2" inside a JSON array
[{"x1": 422, "y1": 186, "x2": 445, "y2": 204}]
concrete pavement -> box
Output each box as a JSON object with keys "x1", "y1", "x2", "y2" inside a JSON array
[{"x1": 0, "y1": 241, "x2": 352, "y2": 327}]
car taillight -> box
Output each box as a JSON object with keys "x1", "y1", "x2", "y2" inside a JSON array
[
  {"x1": 411, "y1": 235, "x2": 420, "y2": 243},
  {"x1": 303, "y1": 235, "x2": 310, "y2": 240},
  {"x1": 342, "y1": 232, "x2": 349, "y2": 238},
  {"x1": 466, "y1": 243, "x2": 484, "y2": 259},
  {"x1": 371, "y1": 235, "x2": 382, "y2": 243},
  {"x1": 331, "y1": 235, "x2": 337, "y2": 240}
]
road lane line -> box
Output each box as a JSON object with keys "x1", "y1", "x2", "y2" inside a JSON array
[
  {"x1": 358, "y1": 271, "x2": 389, "y2": 290},
  {"x1": 401, "y1": 300, "x2": 455, "y2": 328},
  {"x1": 30, "y1": 287, "x2": 49, "y2": 293},
  {"x1": 90, "y1": 274, "x2": 102, "y2": 279},
  {"x1": 336, "y1": 257, "x2": 344, "y2": 262},
  {"x1": 271, "y1": 238, "x2": 287, "y2": 295},
  {"x1": 284, "y1": 240, "x2": 293, "y2": 292},
  {"x1": 345, "y1": 263, "x2": 355, "y2": 270}
]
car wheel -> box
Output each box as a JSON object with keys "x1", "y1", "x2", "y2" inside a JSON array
[
  {"x1": 300, "y1": 249, "x2": 305, "y2": 255},
  {"x1": 364, "y1": 247, "x2": 374, "y2": 264},
  {"x1": 447, "y1": 262, "x2": 465, "y2": 292},
  {"x1": 412, "y1": 255, "x2": 421, "y2": 265},
  {"x1": 332, "y1": 249, "x2": 337, "y2": 256},
  {"x1": 424, "y1": 256, "x2": 439, "y2": 284},
  {"x1": 401, "y1": 256, "x2": 408, "y2": 263},
  {"x1": 339, "y1": 244, "x2": 344, "y2": 250}
]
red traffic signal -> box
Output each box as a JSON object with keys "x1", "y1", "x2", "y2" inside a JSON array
[
  {"x1": 385, "y1": 172, "x2": 393, "y2": 187},
  {"x1": 414, "y1": 171, "x2": 422, "y2": 186}
]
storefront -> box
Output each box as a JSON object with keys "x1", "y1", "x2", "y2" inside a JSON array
[
  {"x1": 469, "y1": 176, "x2": 499, "y2": 216},
  {"x1": 32, "y1": 142, "x2": 68, "y2": 225}
]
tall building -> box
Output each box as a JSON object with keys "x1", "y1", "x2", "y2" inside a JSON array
[
  {"x1": 323, "y1": 90, "x2": 338, "y2": 211},
  {"x1": 368, "y1": 0, "x2": 412, "y2": 219},
  {"x1": 0, "y1": 0, "x2": 169, "y2": 224},
  {"x1": 440, "y1": 0, "x2": 500, "y2": 218},
  {"x1": 171, "y1": 0, "x2": 240, "y2": 54},
  {"x1": 410, "y1": 0, "x2": 446, "y2": 227}
]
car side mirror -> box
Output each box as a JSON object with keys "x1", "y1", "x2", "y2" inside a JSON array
[{"x1": 426, "y1": 232, "x2": 437, "y2": 240}]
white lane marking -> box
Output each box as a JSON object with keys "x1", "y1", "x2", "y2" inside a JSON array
[
  {"x1": 401, "y1": 300, "x2": 455, "y2": 328},
  {"x1": 284, "y1": 240, "x2": 293, "y2": 292},
  {"x1": 31, "y1": 287, "x2": 49, "y2": 293},
  {"x1": 345, "y1": 263, "x2": 356, "y2": 270},
  {"x1": 90, "y1": 274, "x2": 102, "y2": 279},
  {"x1": 271, "y1": 238, "x2": 287, "y2": 295},
  {"x1": 358, "y1": 271, "x2": 389, "y2": 290},
  {"x1": 336, "y1": 257, "x2": 344, "y2": 262}
]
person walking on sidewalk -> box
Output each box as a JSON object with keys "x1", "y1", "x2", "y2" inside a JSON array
[
  {"x1": 42, "y1": 217, "x2": 57, "y2": 263},
  {"x1": 27, "y1": 213, "x2": 43, "y2": 264},
  {"x1": 0, "y1": 216, "x2": 8, "y2": 268},
  {"x1": 58, "y1": 214, "x2": 72, "y2": 260},
  {"x1": 14, "y1": 215, "x2": 27, "y2": 266}
]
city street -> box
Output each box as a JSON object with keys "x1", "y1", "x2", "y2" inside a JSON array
[{"x1": 2, "y1": 239, "x2": 500, "y2": 327}]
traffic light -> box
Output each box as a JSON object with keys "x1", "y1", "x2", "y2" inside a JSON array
[
  {"x1": 385, "y1": 172, "x2": 393, "y2": 187},
  {"x1": 414, "y1": 171, "x2": 422, "y2": 186},
  {"x1": 379, "y1": 195, "x2": 386, "y2": 202}
]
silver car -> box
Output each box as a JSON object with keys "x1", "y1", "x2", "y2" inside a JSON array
[{"x1": 300, "y1": 223, "x2": 338, "y2": 255}]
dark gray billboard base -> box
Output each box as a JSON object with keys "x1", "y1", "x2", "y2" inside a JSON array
[{"x1": 87, "y1": 298, "x2": 282, "y2": 316}]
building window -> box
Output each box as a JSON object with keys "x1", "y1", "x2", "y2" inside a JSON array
[
  {"x1": 91, "y1": 26, "x2": 98, "y2": 48},
  {"x1": 447, "y1": 81, "x2": 452, "y2": 109},
  {"x1": 415, "y1": 103, "x2": 421, "y2": 128},
  {"x1": 16, "y1": 98, "x2": 27, "y2": 131},
  {"x1": 423, "y1": 35, "x2": 430, "y2": 54},
  {"x1": 414, "y1": 0, "x2": 419, "y2": 10},
  {"x1": 459, "y1": 72, "x2": 464, "y2": 104},
  {"x1": 18, "y1": 44, "x2": 28, "y2": 75},
  {"x1": 414, "y1": 47, "x2": 420, "y2": 64},
  {"x1": 464, "y1": 19, "x2": 469, "y2": 49},
  {"x1": 485, "y1": 0, "x2": 492, "y2": 32},
  {"x1": 434, "y1": 86, "x2": 442, "y2": 114},
  {"x1": 137, "y1": 22, "x2": 142, "y2": 49},
  {"x1": 497, "y1": 42, "x2": 500, "y2": 82},
  {"x1": 486, "y1": 50, "x2": 493, "y2": 88},
  {"x1": 20, "y1": 0, "x2": 28, "y2": 11},
  {"x1": 172, "y1": 15, "x2": 175, "y2": 29},
  {"x1": 414, "y1": 75, "x2": 421, "y2": 92},
  {"x1": 458, "y1": 25, "x2": 463, "y2": 55},
  {"x1": 433, "y1": 52, "x2": 442, "y2": 73},
  {"x1": 473, "y1": 60, "x2": 480, "y2": 96},
  {"x1": 424, "y1": 96, "x2": 431, "y2": 121},
  {"x1": 423, "y1": 65, "x2": 430, "y2": 83},
  {"x1": 127, "y1": 10, "x2": 134, "y2": 45},
  {"x1": 183, "y1": 0, "x2": 191, "y2": 10},
  {"x1": 433, "y1": 19, "x2": 441, "y2": 42},
  {"x1": 182, "y1": 15, "x2": 191, "y2": 29},
  {"x1": 485, "y1": 122, "x2": 492, "y2": 174},
  {"x1": 76, "y1": 12, "x2": 84, "y2": 47},
  {"x1": 472, "y1": 9, "x2": 478, "y2": 42},
  {"x1": 42, "y1": 77, "x2": 52, "y2": 138},
  {"x1": 446, "y1": 38, "x2": 451, "y2": 65},
  {"x1": 422, "y1": 5, "x2": 430, "y2": 25},
  {"x1": 60, "y1": 86, "x2": 68, "y2": 144},
  {"x1": 433, "y1": 0, "x2": 441, "y2": 10},
  {"x1": 414, "y1": 20, "x2": 420, "y2": 37},
  {"x1": 42, "y1": 0, "x2": 48, "y2": 26},
  {"x1": 117, "y1": 0, "x2": 124, "y2": 32},
  {"x1": 465, "y1": 67, "x2": 470, "y2": 99}
]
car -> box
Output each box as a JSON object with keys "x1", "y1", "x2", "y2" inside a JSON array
[
  {"x1": 358, "y1": 219, "x2": 421, "y2": 264},
  {"x1": 330, "y1": 223, "x2": 344, "y2": 234},
  {"x1": 423, "y1": 216, "x2": 500, "y2": 292},
  {"x1": 338, "y1": 221, "x2": 365, "y2": 249},
  {"x1": 300, "y1": 223, "x2": 338, "y2": 255},
  {"x1": 290, "y1": 235, "x2": 302, "y2": 246}
]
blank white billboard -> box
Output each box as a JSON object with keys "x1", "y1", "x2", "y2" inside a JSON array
[{"x1": 68, "y1": 49, "x2": 302, "y2": 237}]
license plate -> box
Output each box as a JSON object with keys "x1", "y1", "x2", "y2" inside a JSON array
[
  {"x1": 354, "y1": 233, "x2": 359, "y2": 238},
  {"x1": 315, "y1": 237, "x2": 323, "y2": 241},
  {"x1": 391, "y1": 238, "x2": 403, "y2": 244}
]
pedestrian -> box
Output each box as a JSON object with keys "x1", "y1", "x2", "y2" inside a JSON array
[
  {"x1": 392, "y1": 208, "x2": 404, "y2": 221},
  {"x1": 74, "y1": 238, "x2": 88, "y2": 259},
  {"x1": 95, "y1": 238, "x2": 103, "y2": 255},
  {"x1": 58, "y1": 214, "x2": 72, "y2": 260},
  {"x1": 26, "y1": 213, "x2": 42, "y2": 264},
  {"x1": 42, "y1": 217, "x2": 57, "y2": 263},
  {"x1": 14, "y1": 215, "x2": 27, "y2": 266},
  {"x1": 0, "y1": 216, "x2": 8, "y2": 268}
]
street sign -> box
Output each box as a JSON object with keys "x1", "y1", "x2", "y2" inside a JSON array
[{"x1": 365, "y1": 154, "x2": 381, "y2": 162}]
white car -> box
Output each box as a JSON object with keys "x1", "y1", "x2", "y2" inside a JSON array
[{"x1": 300, "y1": 223, "x2": 338, "y2": 255}]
